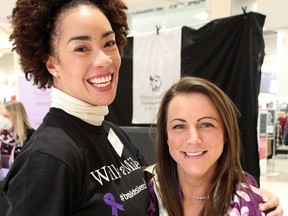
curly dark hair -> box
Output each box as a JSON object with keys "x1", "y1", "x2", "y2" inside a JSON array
[{"x1": 9, "y1": 0, "x2": 129, "y2": 89}]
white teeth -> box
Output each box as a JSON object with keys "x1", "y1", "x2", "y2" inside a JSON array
[
  {"x1": 97, "y1": 82, "x2": 110, "y2": 88},
  {"x1": 186, "y1": 151, "x2": 204, "y2": 157},
  {"x1": 88, "y1": 75, "x2": 112, "y2": 87}
]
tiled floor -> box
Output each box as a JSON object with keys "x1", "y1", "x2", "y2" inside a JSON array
[{"x1": 260, "y1": 154, "x2": 288, "y2": 215}]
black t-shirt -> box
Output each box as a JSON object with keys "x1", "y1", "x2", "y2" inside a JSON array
[{"x1": 4, "y1": 108, "x2": 150, "y2": 216}]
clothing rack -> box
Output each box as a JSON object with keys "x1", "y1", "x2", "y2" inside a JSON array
[{"x1": 274, "y1": 112, "x2": 288, "y2": 155}]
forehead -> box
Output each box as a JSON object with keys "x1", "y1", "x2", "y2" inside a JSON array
[
  {"x1": 167, "y1": 92, "x2": 219, "y2": 117},
  {"x1": 57, "y1": 5, "x2": 112, "y2": 37},
  {"x1": 169, "y1": 92, "x2": 214, "y2": 107}
]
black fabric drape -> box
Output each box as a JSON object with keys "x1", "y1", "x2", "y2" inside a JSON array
[
  {"x1": 181, "y1": 12, "x2": 265, "y2": 185},
  {"x1": 107, "y1": 37, "x2": 140, "y2": 126},
  {"x1": 107, "y1": 12, "x2": 266, "y2": 185}
]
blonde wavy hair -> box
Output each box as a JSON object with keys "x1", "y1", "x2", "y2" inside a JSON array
[{"x1": 2, "y1": 101, "x2": 33, "y2": 146}]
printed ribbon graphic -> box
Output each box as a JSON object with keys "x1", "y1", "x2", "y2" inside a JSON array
[{"x1": 103, "y1": 193, "x2": 125, "y2": 216}]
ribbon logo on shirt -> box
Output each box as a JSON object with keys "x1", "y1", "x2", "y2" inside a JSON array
[{"x1": 103, "y1": 193, "x2": 125, "y2": 216}]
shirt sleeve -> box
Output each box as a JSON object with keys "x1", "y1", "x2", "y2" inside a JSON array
[
  {"x1": 227, "y1": 174, "x2": 265, "y2": 216},
  {"x1": 4, "y1": 150, "x2": 75, "y2": 216}
]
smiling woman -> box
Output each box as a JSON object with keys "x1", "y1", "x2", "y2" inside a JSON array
[
  {"x1": 45, "y1": 4, "x2": 121, "y2": 106},
  {"x1": 145, "y1": 76, "x2": 283, "y2": 216},
  {"x1": 3, "y1": 1, "x2": 150, "y2": 216}
]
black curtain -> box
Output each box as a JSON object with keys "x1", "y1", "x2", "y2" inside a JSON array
[{"x1": 107, "y1": 12, "x2": 266, "y2": 185}]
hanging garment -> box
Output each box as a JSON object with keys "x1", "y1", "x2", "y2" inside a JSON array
[
  {"x1": 283, "y1": 117, "x2": 288, "y2": 145},
  {"x1": 0, "y1": 130, "x2": 17, "y2": 168}
]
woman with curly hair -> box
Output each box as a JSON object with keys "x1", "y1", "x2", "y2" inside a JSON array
[{"x1": 3, "y1": 0, "x2": 150, "y2": 215}]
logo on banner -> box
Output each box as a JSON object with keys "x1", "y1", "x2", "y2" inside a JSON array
[{"x1": 149, "y1": 75, "x2": 162, "y2": 92}]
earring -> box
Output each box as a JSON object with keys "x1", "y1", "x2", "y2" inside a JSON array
[
  {"x1": 26, "y1": 72, "x2": 34, "y2": 81},
  {"x1": 53, "y1": 71, "x2": 58, "y2": 77}
]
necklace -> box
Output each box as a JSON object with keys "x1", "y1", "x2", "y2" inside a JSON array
[{"x1": 181, "y1": 189, "x2": 210, "y2": 201}]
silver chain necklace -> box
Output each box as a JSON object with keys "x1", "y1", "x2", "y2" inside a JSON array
[{"x1": 181, "y1": 189, "x2": 210, "y2": 201}]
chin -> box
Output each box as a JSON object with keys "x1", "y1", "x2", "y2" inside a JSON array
[{"x1": 93, "y1": 96, "x2": 116, "y2": 106}]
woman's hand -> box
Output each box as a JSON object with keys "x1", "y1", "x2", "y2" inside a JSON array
[{"x1": 259, "y1": 188, "x2": 283, "y2": 216}]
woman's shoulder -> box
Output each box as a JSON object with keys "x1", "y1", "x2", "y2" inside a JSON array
[
  {"x1": 18, "y1": 113, "x2": 89, "y2": 166},
  {"x1": 228, "y1": 173, "x2": 264, "y2": 215},
  {"x1": 243, "y1": 172, "x2": 259, "y2": 187}
]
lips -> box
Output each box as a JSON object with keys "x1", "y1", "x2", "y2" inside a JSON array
[{"x1": 88, "y1": 74, "x2": 112, "y2": 88}]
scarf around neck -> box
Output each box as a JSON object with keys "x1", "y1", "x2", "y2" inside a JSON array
[{"x1": 50, "y1": 87, "x2": 109, "y2": 126}]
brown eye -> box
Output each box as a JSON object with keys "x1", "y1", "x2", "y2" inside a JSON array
[
  {"x1": 74, "y1": 46, "x2": 88, "y2": 52},
  {"x1": 104, "y1": 40, "x2": 116, "y2": 48}
]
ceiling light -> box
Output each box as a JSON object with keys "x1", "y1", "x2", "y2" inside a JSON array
[{"x1": 194, "y1": 12, "x2": 208, "y2": 21}]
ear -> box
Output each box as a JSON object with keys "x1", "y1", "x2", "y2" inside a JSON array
[{"x1": 46, "y1": 55, "x2": 57, "y2": 76}]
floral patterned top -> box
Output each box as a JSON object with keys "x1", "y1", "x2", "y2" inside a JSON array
[
  {"x1": 227, "y1": 174, "x2": 265, "y2": 216},
  {"x1": 145, "y1": 165, "x2": 265, "y2": 216}
]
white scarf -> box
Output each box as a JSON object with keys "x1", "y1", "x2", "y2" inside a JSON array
[{"x1": 50, "y1": 88, "x2": 109, "y2": 126}]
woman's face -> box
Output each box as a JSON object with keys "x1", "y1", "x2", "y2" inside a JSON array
[
  {"x1": 46, "y1": 5, "x2": 121, "y2": 106},
  {"x1": 0, "y1": 107, "x2": 14, "y2": 132},
  {"x1": 166, "y1": 92, "x2": 225, "y2": 182}
]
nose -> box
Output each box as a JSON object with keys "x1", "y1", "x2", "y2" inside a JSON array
[
  {"x1": 93, "y1": 50, "x2": 112, "y2": 67},
  {"x1": 186, "y1": 126, "x2": 201, "y2": 145}
]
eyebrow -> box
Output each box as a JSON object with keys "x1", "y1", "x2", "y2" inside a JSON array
[
  {"x1": 198, "y1": 116, "x2": 218, "y2": 122},
  {"x1": 101, "y1": 30, "x2": 115, "y2": 39},
  {"x1": 169, "y1": 116, "x2": 217, "y2": 124},
  {"x1": 67, "y1": 30, "x2": 115, "y2": 44}
]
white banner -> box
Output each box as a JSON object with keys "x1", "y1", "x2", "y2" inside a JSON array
[
  {"x1": 18, "y1": 76, "x2": 51, "y2": 129},
  {"x1": 132, "y1": 27, "x2": 181, "y2": 124}
]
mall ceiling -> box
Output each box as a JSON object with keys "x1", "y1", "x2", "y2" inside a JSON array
[{"x1": 0, "y1": 0, "x2": 287, "y2": 52}]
